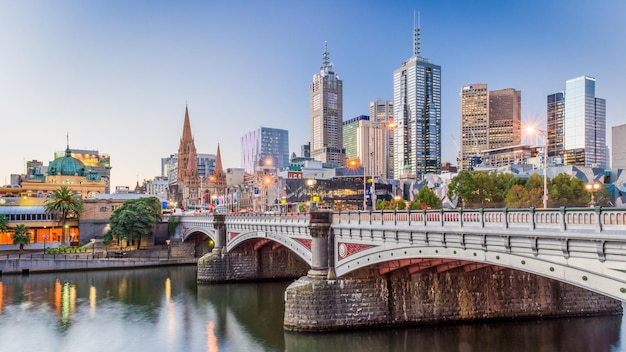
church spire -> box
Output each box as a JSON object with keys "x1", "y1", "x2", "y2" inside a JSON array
[{"x1": 181, "y1": 104, "x2": 194, "y2": 143}]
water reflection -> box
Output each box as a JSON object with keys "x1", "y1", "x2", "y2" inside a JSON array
[{"x1": 0, "y1": 267, "x2": 624, "y2": 352}]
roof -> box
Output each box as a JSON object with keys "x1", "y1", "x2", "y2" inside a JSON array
[{"x1": 0, "y1": 206, "x2": 47, "y2": 215}]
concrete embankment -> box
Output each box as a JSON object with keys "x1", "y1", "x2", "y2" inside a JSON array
[{"x1": 0, "y1": 256, "x2": 197, "y2": 275}]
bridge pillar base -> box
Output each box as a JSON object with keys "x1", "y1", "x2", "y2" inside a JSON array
[{"x1": 284, "y1": 268, "x2": 623, "y2": 332}]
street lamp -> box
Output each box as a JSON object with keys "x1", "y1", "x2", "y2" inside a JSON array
[
  {"x1": 585, "y1": 182, "x2": 601, "y2": 207},
  {"x1": 43, "y1": 234, "x2": 48, "y2": 254},
  {"x1": 306, "y1": 178, "x2": 317, "y2": 211},
  {"x1": 90, "y1": 238, "x2": 95, "y2": 259},
  {"x1": 527, "y1": 126, "x2": 548, "y2": 209},
  {"x1": 166, "y1": 239, "x2": 171, "y2": 259}
]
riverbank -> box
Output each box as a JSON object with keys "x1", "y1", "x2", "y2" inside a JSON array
[{"x1": 0, "y1": 245, "x2": 198, "y2": 275}]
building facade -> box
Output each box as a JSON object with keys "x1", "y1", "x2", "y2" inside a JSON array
[
  {"x1": 392, "y1": 21, "x2": 441, "y2": 179},
  {"x1": 460, "y1": 84, "x2": 521, "y2": 170},
  {"x1": 241, "y1": 127, "x2": 289, "y2": 174},
  {"x1": 613, "y1": 124, "x2": 626, "y2": 170},
  {"x1": 547, "y1": 92, "x2": 566, "y2": 161},
  {"x1": 563, "y1": 76, "x2": 606, "y2": 168},
  {"x1": 370, "y1": 99, "x2": 395, "y2": 179},
  {"x1": 460, "y1": 84, "x2": 489, "y2": 171},
  {"x1": 310, "y1": 42, "x2": 344, "y2": 168},
  {"x1": 54, "y1": 149, "x2": 112, "y2": 194}
]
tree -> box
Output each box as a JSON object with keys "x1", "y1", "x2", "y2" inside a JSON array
[
  {"x1": 12, "y1": 224, "x2": 31, "y2": 251},
  {"x1": 414, "y1": 186, "x2": 442, "y2": 209},
  {"x1": 504, "y1": 184, "x2": 530, "y2": 208},
  {"x1": 0, "y1": 214, "x2": 8, "y2": 235},
  {"x1": 549, "y1": 173, "x2": 588, "y2": 207},
  {"x1": 44, "y1": 186, "x2": 84, "y2": 246},
  {"x1": 105, "y1": 197, "x2": 163, "y2": 249},
  {"x1": 448, "y1": 170, "x2": 478, "y2": 208}
]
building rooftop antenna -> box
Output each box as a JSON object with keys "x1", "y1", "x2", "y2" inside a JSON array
[
  {"x1": 321, "y1": 41, "x2": 333, "y2": 72},
  {"x1": 413, "y1": 10, "x2": 421, "y2": 57}
]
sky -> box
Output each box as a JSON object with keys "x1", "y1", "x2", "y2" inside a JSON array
[{"x1": 1, "y1": 0, "x2": 625, "y2": 190}]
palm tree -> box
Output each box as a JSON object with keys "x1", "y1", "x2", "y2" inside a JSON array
[
  {"x1": 44, "y1": 186, "x2": 84, "y2": 246},
  {"x1": 12, "y1": 224, "x2": 30, "y2": 251}
]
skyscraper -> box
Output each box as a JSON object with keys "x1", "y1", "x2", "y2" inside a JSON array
[
  {"x1": 562, "y1": 76, "x2": 606, "y2": 168},
  {"x1": 370, "y1": 99, "x2": 394, "y2": 179},
  {"x1": 392, "y1": 16, "x2": 441, "y2": 179},
  {"x1": 241, "y1": 127, "x2": 289, "y2": 174},
  {"x1": 460, "y1": 84, "x2": 521, "y2": 170},
  {"x1": 310, "y1": 42, "x2": 344, "y2": 168},
  {"x1": 460, "y1": 84, "x2": 488, "y2": 171},
  {"x1": 547, "y1": 92, "x2": 565, "y2": 160}
]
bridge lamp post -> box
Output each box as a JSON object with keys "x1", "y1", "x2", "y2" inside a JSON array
[
  {"x1": 306, "y1": 178, "x2": 317, "y2": 211},
  {"x1": 585, "y1": 182, "x2": 601, "y2": 207},
  {"x1": 527, "y1": 126, "x2": 548, "y2": 209},
  {"x1": 166, "y1": 239, "x2": 171, "y2": 260},
  {"x1": 90, "y1": 238, "x2": 95, "y2": 259}
]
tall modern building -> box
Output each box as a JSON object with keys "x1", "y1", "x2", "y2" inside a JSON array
[
  {"x1": 460, "y1": 84, "x2": 489, "y2": 171},
  {"x1": 460, "y1": 84, "x2": 521, "y2": 170},
  {"x1": 392, "y1": 18, "x2": 441, "y2": 179},
  {"x1": 342, "y1": 115, "x2": 370, "y2": 160},
  {"x1": 241, "y1": 127, "x2": 289, "y2": 174},
  {"x1": 370, "y1": 99, "x2": 394, "y2": 179},
  {"x1": 310, "y1": 42, "x2": 344, "y2": 168},
  {"x1": 562, "y1": 76, "x2": 606, "y2": 168},
  {"x1": 547, "y1": 92, "x2": 565, "y2": 160}
]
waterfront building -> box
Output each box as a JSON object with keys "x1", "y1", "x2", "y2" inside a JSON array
[
  {"x1": 392, "y1": 17, "x2": 441, "y2": 179},
  {"x1": 241, "y1": 127, "x2": 289, "y2": 174},
  {"x1": 310, "y1": 42, "x2": 345, "y2": 168},
  {"x1": 613, "y1": 124, "x2": 626, "y2": 170},
  {"x1": 562, "y1": 76, "x2": 606, "y2": 168},
  {"x1": 460, "y1": 84, "x2": 521, "y2": 170},
  {"x1": 370, "y1": 99, "x2": 395, "y2": 179},
  {"x1": 175, "y1": 106, "x2": 200, "y2": 208}
]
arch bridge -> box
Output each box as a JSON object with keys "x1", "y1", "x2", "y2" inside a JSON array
[{"x1": 180, "y1": 207, "x2": 626, "y2": 301}]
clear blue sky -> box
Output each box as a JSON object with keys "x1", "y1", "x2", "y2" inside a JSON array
[{"x1": 1, "y1": 0, "x2": 624, "y2": 190}]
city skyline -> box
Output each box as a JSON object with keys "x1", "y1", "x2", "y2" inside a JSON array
[{"x1": 1, "y1": 1, "x2": 624, "y2": 189}]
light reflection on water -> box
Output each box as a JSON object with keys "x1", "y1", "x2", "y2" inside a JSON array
[{"x1": 0, "y1": 266, "x2": 624, "y2": 352}]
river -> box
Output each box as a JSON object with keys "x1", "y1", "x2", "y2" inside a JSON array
[{"x1": 0, "y1": 266, "x2": 624, "y2": 352}]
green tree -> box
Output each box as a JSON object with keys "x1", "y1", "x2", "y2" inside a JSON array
[
  {"x1": 105, "y1": 197, "x2": 163, "y2": 249},
  {"x1": 0, "y1": 214, "x2": 8, "y2": 235},
  {"x1": 448, "y1": 170, "x2": 478, "y2": 208},
  {"x1": 44, "y1": 186, "x2": 84, "y2": 245},
  {"x1": 414, "y1": 186, "x2": 442, "y2": 209},
  {"x1": 12, "y1": 224, "x2": 31, "y2": 251},
  {"x1": 594, "y1": 185, "x2": 613, "y2": 207},
  {"x1": 504, "y1": 184, "x2": 530, "y2": 208},
  {"x1": 549, "y1": 173, "x2": 588, "y2": 207}
]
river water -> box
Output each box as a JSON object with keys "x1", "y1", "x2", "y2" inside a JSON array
[{"x1": 0, "y1": 266, "x2": 624, "y2": 352}]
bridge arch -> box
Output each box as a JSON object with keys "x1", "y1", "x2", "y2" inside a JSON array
[
  {"x1": 182, "y1": 226, "x2": 215, "y2": 243},
  {"x1": 335, "y1": 244, "x2": 626, "y2": 302},
  {"x1": 227, "y1": 229, "x2": 312, "y2": 266}
]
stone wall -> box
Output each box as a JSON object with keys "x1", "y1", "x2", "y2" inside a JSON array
[
  {"x1": 284, "y1": 267, "x2": 623, "y2": 332},
  {"x1": 197, "y1": 243, "x2": 309, "y2": 283}
]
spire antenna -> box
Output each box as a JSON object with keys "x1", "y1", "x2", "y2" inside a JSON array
[{"x1": 413, "y1": 10, "x2": 421, "y2": 57}]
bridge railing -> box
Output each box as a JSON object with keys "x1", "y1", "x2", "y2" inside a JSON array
[{"x1": 332, "y1": 207, "x2": 626, "y2": 234}]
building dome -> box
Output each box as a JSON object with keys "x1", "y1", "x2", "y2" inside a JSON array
[{"x1": 48, "y1": 147, "x2": 87, "y2": 176}]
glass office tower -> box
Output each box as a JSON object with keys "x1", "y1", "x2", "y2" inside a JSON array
[
  {"x1": 563, "y1": 76, "x2": 606, "y2": 168},
  {"x1": 392, "y1": 20, "x2": 441, "y2": 179}
]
